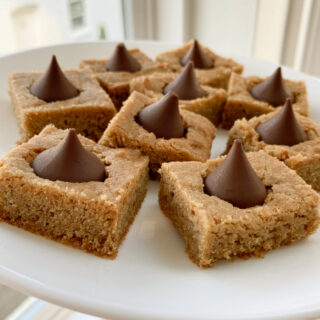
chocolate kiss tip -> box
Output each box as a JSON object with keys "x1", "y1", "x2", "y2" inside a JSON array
[
  {"x1": 32, "y1": 129, "x2": 105, "y2": 183},
  {"x1": 256, "y1": 98, "x2": 307, "y2": 146},
  {"x1": 30, "y1": 55, "x2": 78, "y2": 103},
  {"x1": 163, "y1": 61, "x2": 205, "y2": 100},
  {"x1": 250, "y1": 66, "x2": 293, "y2": 106},
  {"x1": 204, "y1": 139, "x2": 267, "y2": 209},
  {"x1": 105, "y1": 43, "x2": 141, "y2": 72},
  {"x1": 180, "y1": 39, "x2": 213, "y2": 69},
  {"x1": 136, "y1": 91, "x2": 184, "y2": 139}
]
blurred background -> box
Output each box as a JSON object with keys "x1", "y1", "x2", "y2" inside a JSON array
[
  {"x1": 0, "y1": 0, "x2": 320, "y2": 76},
  {"x1": 0, "y1": 0, "x2": 320, "y2": 319}
]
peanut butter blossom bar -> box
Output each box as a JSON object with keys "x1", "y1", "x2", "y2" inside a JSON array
[
  {"x1": 0, "y1": 125, "x2": 149, "y2": 257},
  {"x1": 79, "y1": 43, "x2": 167, "y2": 110},
  {"x1": 221, "y1": 67, "x2": 309, "y2": 129},
  {"x1": 159, "y1": 140, "x2": 320, "y2": 268},
  {"x1": 156, "y1": 39, "x2": 243, "y2": 89},
  {"x1": 130, "y1": 61, "x2": 226, "y2": 126},
  {"x1": 227, "y1": 99, "x2": 320, "y2": 191},
  {"x1": 99, "y1": 91, "x2": 216, "y2": 179},
  {"x1": 9, "y1": 55, "x2": 116, "y2": 142}
]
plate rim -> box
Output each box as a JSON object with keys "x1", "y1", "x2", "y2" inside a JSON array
[{"x1": 1, "y1": 263, "x2": 320, "y2": 320}]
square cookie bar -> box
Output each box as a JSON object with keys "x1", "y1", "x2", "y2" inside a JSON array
[
  {"x1": 226, "y1": 110, "x2": 320, "y2": 191},
  {"x1": 156, "y1": 40, "x2": 243, "y2": 89},
  {"x1": 159, "y1": 151, "x2": 320, "y2": 268},
  {"x1": 99, "y1": 91, "x2": 215, "y2": 178},
  {"x1": 0, "y1": 125, "x2": 149, "y2": 258},
  {"x1": 221, "y1": 72, "x2": 309, "y2": 129},
  {"x1": 130, "y1": 72, "x2": 227, "y2": 126},
  {"x1": 9, "y1": 70, "x2": 116, "y2": 142},
  {"x1": 79, "y1": 49, "x2": 167, "y2": 110}
]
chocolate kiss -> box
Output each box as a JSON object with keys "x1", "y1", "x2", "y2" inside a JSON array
[
  {"x1": 204, "y1": 140, "x2": 267, "y2": 209},
  {"x1": 181, "y1": 40, "x2": 213, "y2": 69},
  {"x1": 256, "y1": 98, "x2": 307, "y2": 146},
  {"x1": 251, "y1": 67, "x2": 293, "y2": 106},
  {"x1": 32, "y1": 129, "x2": 105, "y2": 183},
  {"x1": 105, "y1": 43, "x2": 141, "y2": 72},
  {"x1": 163, "y1": 61, "x2": 206, "y2": 100},
  {"x1": 30, "y1": 55, "x2": 79, "y2": 102},
  {"x1": 136, "y1": 91, "x2": 184, "y2": 139}
]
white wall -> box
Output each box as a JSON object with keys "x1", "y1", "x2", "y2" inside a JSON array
[
  {"x1": 2, "y1": 0, "x2": 320, "y2": 76},
  {"x1": 0, "y1": 0, "x2": 124, "y2": 55},
  {"x1": 86, "y1": 0, "x2": 124, "y2": 41},
  {"x1": 253, "y1": 0, "x2": 289, "y2": 63},
  {"x1": 127, "y1": 0, "x2": 258, "y2": 58},
  {"x1": 188, "y1": 0, "x2": 257, "y2": 57},
  {"x1": 0, "y1": 0, "x2": 63, "y2": 54},
  {"x1": 153, "y1": 0, "x2": 186, "y2": 43}
]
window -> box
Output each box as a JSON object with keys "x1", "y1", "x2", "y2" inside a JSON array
[{"x1": 69, "y1": 0, "x2": 85, "y2": 29}]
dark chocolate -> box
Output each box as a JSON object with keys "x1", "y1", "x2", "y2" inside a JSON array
[
  {"x1": 204, "y1": 139, "x2": 267, "y2": 209},
  {"x1": 136, "y1": 91, "x2": 184, "y2": 139},
  {"x1": 256, "y1": 98, "x2": 307, "y2": 146},
  {"x1": 30, "y1": 55, "x2": 79, "y2": 102},
  {"x1": 163, "y1": 61, "x2": 205, "y2": 100},
  {"x1": 180, "y1": 40, "x2": 213, "y2": 69},
  {"x1": 32, "y1": 129, "x2": 105, "y2": 183},
  {"x1": 105, "y1": 43, "x2": 141, "y2": 72},
  {"x1": 250, "y1": 67, "x2": 293, "y2": 106}
]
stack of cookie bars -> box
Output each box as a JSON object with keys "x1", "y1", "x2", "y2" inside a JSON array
[{"x1": 0, "y1": 40, "x2": 319, "y2": 268}]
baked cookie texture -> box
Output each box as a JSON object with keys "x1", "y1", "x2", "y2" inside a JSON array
[
  {"x1": 156, "y1": 40, "x2": 243, "y2": 89},
  {"x1": 79, "y1": 49, "x2": 167, "y2": 110},
  {"x1": 130, "y1": 72, "x2": 227, "y2": 126},
  {"x1": 99, "y1": 91, "x2": 216, "y2": 178},
  {"x1": 0, "y1": 125, "x2": 149, "y2": 258},
  {"x1": 221, "y1": 72, "x2": 309, "y2": 129},
  {"x1": 159, "y1": 151, "x2": 320, "y2": 268},
  {"x1": 9, "y1": 70, "x2": 116, "y2": 142},
  {"x1": 226, "y1": 110, "x2": 320, "y2": 191}
]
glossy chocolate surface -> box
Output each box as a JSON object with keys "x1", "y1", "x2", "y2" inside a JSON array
[
  {"x1": 105, "y1": 43, "x2": 141, "y2": 72},
  {"x1": 251, "y1": 67, "x2": 293, "y2": 106},
  {"x1": 204, "y1": 140, "x2": 267, "y2": 209},
  {"x1": 32, "y1": 129, "x2": 105, "y2": 183},
  {"x1": 163, "y1": 61, "x2": 205, "y2": 100},
  {"x1": 256, "y1": 98, "x2": 307, "y2": 146},
  {"x1": 180, "y1": 40, "x2": 213, "y2": 69},
  {"x1": 136, "y1": 91, "x2": 184, "y2": 139},
  {"x1": 30, "y1": 55, "x2": 79, "y2": 102}
]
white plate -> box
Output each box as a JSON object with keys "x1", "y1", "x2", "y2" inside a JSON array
[{"x1": 0, "y1": 41, "x2": 320, "y2": 320}]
